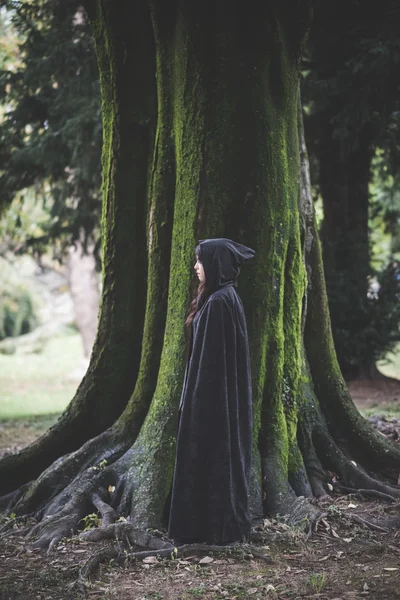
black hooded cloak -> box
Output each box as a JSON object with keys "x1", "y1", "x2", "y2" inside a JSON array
[{"x1": 168, "y1": 238, "x2": 255, "y2": 545}]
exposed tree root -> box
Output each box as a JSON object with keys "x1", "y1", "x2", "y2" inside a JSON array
[
  {"x1": 336, "y1": 485, "x2": 397, "y2": 503},
  {"x1": 91, "y1": 492, "x2": 118, "y2": 527},
  {"x1": 346, "y1": 513, "x2": 390, "y2": 533},
  {"x1": 79, "y1": 522, "x2": 173, "y2": 549},
  {"x1": 0, "y1": 485, "x2": 31, "y2": 512},
  {"x1": 0, "y1": 514, "x2": 35, "y2": 536},
  {"x1": 313, "y1": 427, "x2": 400, "y2": 499},
  {"x1": 2, "y1": 406, "x2": 399, "y2": 557},
  {"x1": 26, "y1": 493, "x2": 90, "y2": 552},
  {"x1": 4, "y1": 443, "x2": 400, "y2": 555},
  {"x1": 284, "y1": 495, "x2": 324, "y2": 529},
  {"x1": 261, "y1": 454, "x2": 326, "y2": 538},
  {"x1": 6, "y1": 430, "x2": 129, "y2": 517},
  {"x1": 2, "y1": 442, "x2": 167, "y2": 551}
]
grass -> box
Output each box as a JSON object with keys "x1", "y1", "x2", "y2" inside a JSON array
[
  {"x1": 377, "y1": 342, "x2": 400, "y2": 379},
  {"x1": 361, "y1": 404, "x2": 400, "y2": 418},
  {"x1": 0, "y1": 331, "x2": 84, "y2": 419},
  {"x1": 0, "y1": 334, "x2": 397, "y2": 422},
  {"x1": 308, "y1": 572, "x2": 327, "y2": 593}
]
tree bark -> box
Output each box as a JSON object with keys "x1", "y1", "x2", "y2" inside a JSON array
[
  {"x1": 0, "y1": 0, "x2": 399, "y2": 549},
  {"x1": 0, "y1": 0, "x2": 155, "y2": 493}
]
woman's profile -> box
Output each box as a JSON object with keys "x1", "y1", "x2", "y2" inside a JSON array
[{"x1": 168, "y1": 237, "x2": 255, "y2": 545}]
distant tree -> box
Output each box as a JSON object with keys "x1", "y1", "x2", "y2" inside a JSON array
[
  {"x1": 0, "y1": 1, "x2": 101, "y2": 355},
  {"x1": 0, "y1": 0, "x2": 101, "y2": 257},
  {"x1": 303, "y1": 0, "x2": 400, "y2": 379}
]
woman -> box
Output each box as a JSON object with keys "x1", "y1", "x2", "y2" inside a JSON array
[{"x1": 168, "y1": 237, "x2": 255, "y2": 545}]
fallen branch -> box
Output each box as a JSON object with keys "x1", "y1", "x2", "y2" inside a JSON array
[
  {"x1": 336, "y1": 485, "x2": 397, "y2": 503},
  {"x1": 76, "y1": 541, "x2": 273, "y2": 596}
]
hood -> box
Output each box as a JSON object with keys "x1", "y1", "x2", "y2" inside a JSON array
[{"x1": 198, "y1": 238, "x2": 255, "y2": 294}]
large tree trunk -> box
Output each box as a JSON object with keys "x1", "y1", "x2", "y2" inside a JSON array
[
  {"x1": 0, "y1": 1, "x2": 154, "y2": 494},
  {"x1": 1, "y1": 0, "x2": 399, "y2": 550}
]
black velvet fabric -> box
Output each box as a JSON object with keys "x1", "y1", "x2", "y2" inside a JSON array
[{"x1": 168, "y1": 238, "x2": 255, "y2": 545}]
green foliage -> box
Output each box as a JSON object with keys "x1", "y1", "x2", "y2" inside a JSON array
[
  {"x1": 370, "y1": 150, "x2": 400, "y2": 267},
  {"x1": 0, "y1": 187, "x2": 54, "y2": 257},
  {"x1": 302, "y1": 1, "x2": 400, "y2": 376},
  {"x1": 0, "y1": 284, "x2": 37, "y2": 340},
  {"x1": 92, "y1": 458, "x2": 107, "y2": 471},
  {"x1": 0, "y1": 0, "x2": 101, "y2": 257},
  {"x1": 308, "y1": 573, "x2": 326, "y2": 593},
  {"x1": 327, "y1": 260, "x2": 400, "y2": 378},
  {"x1": 303, "y1": 0, "x2": 400, "y2": 154},
  {"x1": 81, "y1": 512, "x2": 99, "y2": 531}
]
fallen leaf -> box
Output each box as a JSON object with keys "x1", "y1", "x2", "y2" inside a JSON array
[
  {"x1": 142, "y1": 556, "x2": 158, "y2": 564},
  {"x1": 363, "y1": 583, "x2": 369, "y2": 591},
  {"x1": 199, "y1": 556, "x2": 214, "y2": 565},
  {"x1": 320, "y1": 518, "x2": 330, "y2": 529},
  {"x1": 263, "y1": 518, "x2": 272, "y2": 527},
  {"x1": 247, "y1": 589, "x2": 258, "y2": 595},
  {"x1": 331, "y1": 527, "x2": 340, "y2": 539}
]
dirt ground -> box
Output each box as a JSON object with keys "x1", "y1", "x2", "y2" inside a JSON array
[
  {"x1": 1, "y1": 380, "x2": 400, "y2": 600},
  {"x1": 348, "y1": 379, "x2": 400, "y2": 411}
]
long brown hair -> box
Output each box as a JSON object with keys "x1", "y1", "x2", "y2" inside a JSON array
[
  {"x1": 185, "y1": 246, "x2": 207, "y2": 326},
  {"x1": 186, "y1": 281, "x2": 207, "y2": 326}
]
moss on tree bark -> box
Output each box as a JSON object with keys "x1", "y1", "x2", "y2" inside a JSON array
[{"x1": 0, "y1": 0, "x2": 399, "y2": 551}]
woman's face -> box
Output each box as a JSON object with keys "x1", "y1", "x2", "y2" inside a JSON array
[{"x1": 194, "y1": 257, "x2": 205, "y2": 283}]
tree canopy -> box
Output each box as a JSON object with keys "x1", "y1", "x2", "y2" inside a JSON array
[
  {"x1": 0, "y1": 0, "x2": 101, "y2": 257},
  {"x1": 302, "y1": 0, "x2": 400, "y2": 378}
]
